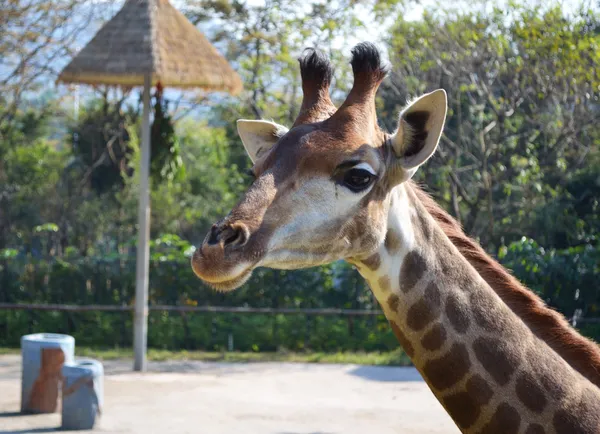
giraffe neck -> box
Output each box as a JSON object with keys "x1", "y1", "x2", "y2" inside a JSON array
[{"x1": 355, "y1": 184, "x2": 600, "y2": 434}]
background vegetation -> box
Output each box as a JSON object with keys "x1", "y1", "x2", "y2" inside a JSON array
[{"x1": 1, "y1": 0, "x2": 599, "y2": 353}]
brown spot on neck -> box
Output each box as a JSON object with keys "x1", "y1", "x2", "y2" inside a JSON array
[
  {"x1": 406, "y1": 282, "x2": 442, "y2": 331},
  {"x1": 362, "y1": 253, "x2": 381, "y2": 270},
  {"x1": 540, "y1": 371, "x2": 568, "y2": 400},
  {"x1": 387, "y1": 294, "x2": 400, "y2": 312},
  {"x1": 473, "y1": 337, "x2": 520, "y2": 386},
  {"x1": 525, "y1": 424, "x2": 545, "y2": 434},
  {"x1": 422, "y1": 343, "x2": 470, "y2": 391},
  {"x1": 515, "y1": 372, "x2": 547, "y2": 414},
  {"x1": 478, "y1": 403, "x2": 521, "y2": 434},
  {"x1": 436, "y1": 374, "x2": 493, "y2": 432},
  {"x1": 378, "y1": 276, "x2": 391, "y2": 292},
  {"x1": 384, "y1": 228, "x2": 401, "y2": 253},
  {"x1": 399, "y1": 251, "x2": 426, "y2": 293},
  {"x1": 465, "y1": 375, "x2": 493, "y2": 405},
  {"x1": 442, "y1": 391, "x2": 481, "y2": 430},
  {"x1": 420, "y1": 323, "x2": 447, "y2": 351},
  {"x1": 445, "y1": 292, "x2": 470, "y2": 334}
]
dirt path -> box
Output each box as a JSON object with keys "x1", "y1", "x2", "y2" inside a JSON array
[{"x1": 0, "y1": 355, "x2": 458, "y2": 433}]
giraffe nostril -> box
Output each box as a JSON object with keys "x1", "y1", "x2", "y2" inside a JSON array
[
  {"x1": 205, "y1": 222, "x2": 250, "y2": 248},
  {"x1": 231, "y1": 223, "x2": 250, "y2": 246},
  {"x1": 222, "y1": 227, "x2": 240, "y2": 246},
  {"x1": 207, "y1": 224, "x2": 221, "y2": 245},
  {"x1": 222, "y1": 223, "x2": 250, "y2": 247}
]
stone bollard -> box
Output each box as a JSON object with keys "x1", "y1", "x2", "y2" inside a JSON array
[
  {"x1": 21, "y1": 333, "x2": 75, "y2": 413},
  {"x1": 62, "y1": 359, "x2": 104, "y2": 430}
]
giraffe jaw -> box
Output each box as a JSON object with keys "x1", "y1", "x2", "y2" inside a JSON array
[{"x1": 198, "y1": 268, "x2": 253, "y2": 292}]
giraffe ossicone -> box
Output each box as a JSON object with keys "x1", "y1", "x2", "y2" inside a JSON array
[{"x1": 192, "y1": 42, "x2": 600, "y2": 433}]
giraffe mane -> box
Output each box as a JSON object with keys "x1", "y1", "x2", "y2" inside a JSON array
[{"x1": 410, "y1": 181, "x2": 600, "y2": 389}]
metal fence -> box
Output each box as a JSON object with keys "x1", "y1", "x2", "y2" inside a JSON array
[
  {"x1": 1, "y1": 303, "x2": 599, "y2": 324},
  {"x1": 0, "y1": 303, "x2": 384, "y2": 316}
]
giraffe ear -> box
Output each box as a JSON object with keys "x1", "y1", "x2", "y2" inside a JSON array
[
  {"x1": 390, "y1": 89, "x2": 447, "y2": 178},
  {"x1": 237, "y1": 120, "x2": 289, "y2": 163}
]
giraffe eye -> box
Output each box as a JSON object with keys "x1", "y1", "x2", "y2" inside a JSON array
[{"x1": 343, "y1": 168, "x2": 375, "y2": 192}]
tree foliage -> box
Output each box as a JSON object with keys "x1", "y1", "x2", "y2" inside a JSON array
[{"x1": 381, "y1": 4, "x2": 600, "y2": 249}]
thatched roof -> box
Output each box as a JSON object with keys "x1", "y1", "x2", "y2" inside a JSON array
[{"x1": 58, "y1": 0, "x2": 242, "y2": 94}]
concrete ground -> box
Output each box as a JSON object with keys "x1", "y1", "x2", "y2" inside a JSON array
[{"x1": 0, "y1": 355, "x2": 458, "y2": 434}]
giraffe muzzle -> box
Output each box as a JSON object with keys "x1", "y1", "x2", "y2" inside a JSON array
[{"x1": 191, "y1": 220, "x2": 262, "y2": 291}]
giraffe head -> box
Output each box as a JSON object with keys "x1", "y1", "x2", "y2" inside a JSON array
[{"x1": 192, "y1": 43, "x2": 447, "y2": 290}]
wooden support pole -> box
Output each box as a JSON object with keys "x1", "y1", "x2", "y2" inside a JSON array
[{"x1": 133, "y1": 74, "x2": 152, "y2": 372}]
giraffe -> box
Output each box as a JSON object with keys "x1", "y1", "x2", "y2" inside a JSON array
[{"x1": 191, "y1": 43, "x2": 600, "y2": 433}]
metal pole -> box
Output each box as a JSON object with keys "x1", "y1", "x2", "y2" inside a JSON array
[{"x1": 134, "y1": 74, "x2": 152, "y2": 371}]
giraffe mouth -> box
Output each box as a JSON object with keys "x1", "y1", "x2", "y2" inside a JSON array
[
  {"x1": 198, "y1": 269, "x2": 253, "y2": 292},
  {"x1": 190, "y1": 249, "x2": 255, "y2": 292}
]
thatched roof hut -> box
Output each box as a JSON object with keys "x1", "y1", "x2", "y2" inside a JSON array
[{"x1": 59, "y1": 0, "x2": 242, "y2": 93}]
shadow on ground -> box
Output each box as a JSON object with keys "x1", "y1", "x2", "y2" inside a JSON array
[
  {"x1": 0, "y1": 412, "x2": 25, "y2": 418},
  {"x1": 0, "y1": 428, "x2": 58, "y2": 433},
  {"x1": 101, "y1": 359, "x2": 273, "y2": 377},
  {"x1": 347, "y1": 366, "x2": 424, "y2": 382}
]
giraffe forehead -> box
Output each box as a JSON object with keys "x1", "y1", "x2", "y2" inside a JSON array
[{"x1": 260, "y1": 127, "x2": 384, "y2": 178}]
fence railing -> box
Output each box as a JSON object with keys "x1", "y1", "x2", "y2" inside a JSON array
[
  {"x1": 0, "y1": 303, "x2": 384, "y2": 316},
  {"x1": 1, "y1": 303, "x2": 599, "y2": 323}
]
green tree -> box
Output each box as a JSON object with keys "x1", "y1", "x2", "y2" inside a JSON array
[
  {"x1": 70, "y1": 93, "x2": 134, "y2": 195},
  {"x1": 150, "y1": 85, "x2": 184, "y2": 183},
  {"x1": 381, "y1": 3, "x2": 600, "y2": 250}
]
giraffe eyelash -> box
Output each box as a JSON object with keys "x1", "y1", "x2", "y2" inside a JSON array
[{"x1": 351, "y1": 162, "x2": 377, "y2": 175}]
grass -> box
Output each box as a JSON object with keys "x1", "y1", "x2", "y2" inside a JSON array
[{"x1": 0, "y1": 347, "x2": 412, "y2": 366}]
